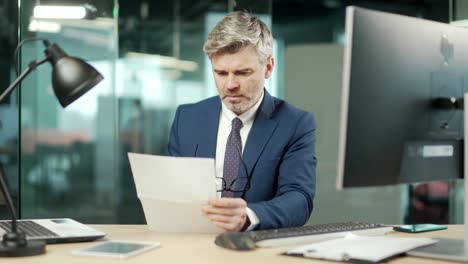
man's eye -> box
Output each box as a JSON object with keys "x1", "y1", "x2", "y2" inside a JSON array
[
  {"x1": 216, "y1": 72, "x2": 228, "y2": 76},
  {"x1": 238, "y1": 71, "x2": 251, "y2": 76}
]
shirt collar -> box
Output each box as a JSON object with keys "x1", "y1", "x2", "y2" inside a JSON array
[{"x1": 221, "y1": 90, "x2": 264, "y2": 126}]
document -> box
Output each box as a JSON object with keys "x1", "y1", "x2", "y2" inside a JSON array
[
  {"x1": 128, "y1": 153, "x2": 222, "y2": 233},
  {"x1": 285, "y1": 233, "x2": 437, "y2": 262}
]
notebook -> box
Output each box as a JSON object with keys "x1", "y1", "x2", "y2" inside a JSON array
[{"x1": 0, "y1": 218, "x2": 106, "y2": 243}]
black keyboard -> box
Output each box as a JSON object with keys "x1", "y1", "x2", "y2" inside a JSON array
[
  {"x1": 215, "y1": 221, "x2": 392, "y2": 250},
  {"x1": 251, "y1": 222, "x2": 386, "y2": 242},
  {"x1": 0, "y1": 220, "x2": 59, "y2": 238}
]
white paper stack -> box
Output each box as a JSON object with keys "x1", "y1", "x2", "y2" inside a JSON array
[
  {"x1": 286, "y1": 233, "x2": 437, "y2": 262},
  {"x1": 128, "y1": 153, "x2": 222, "y2": 233}
]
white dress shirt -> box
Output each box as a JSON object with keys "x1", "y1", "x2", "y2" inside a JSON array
[{"x1": 215, "y1": 92, "x2": 264, "y2": 231}]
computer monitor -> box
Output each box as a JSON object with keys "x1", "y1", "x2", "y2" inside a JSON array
[
  {"x1": 337, "y1": 6, "x2": 468, "y2": 189},
  {"x1": 337, "y1": 6, "x2": 468, "y2": 261}
]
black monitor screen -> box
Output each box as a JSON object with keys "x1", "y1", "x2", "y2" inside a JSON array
[{"x1": 337, "y1": 6, "x2": 468, "y2": 189}]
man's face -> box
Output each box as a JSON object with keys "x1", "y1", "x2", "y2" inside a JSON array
[{"x1": 210, "y1": 45, "x2": 274, "y2": 115}]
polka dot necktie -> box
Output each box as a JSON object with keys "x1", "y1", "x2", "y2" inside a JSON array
[{"x1": 222, "y1": 117, "x2": 243, "y2": 197}]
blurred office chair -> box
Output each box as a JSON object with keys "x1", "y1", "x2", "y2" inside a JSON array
[{"x1": 405, "y1": 181, "x2": 449, "y2": 224}]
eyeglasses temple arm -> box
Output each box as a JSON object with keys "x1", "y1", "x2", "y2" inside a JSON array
[{"x1": 235, "y1": 144, "x2": 251, "y2": 199}]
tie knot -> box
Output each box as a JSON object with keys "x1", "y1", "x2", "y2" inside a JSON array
[{"x1": 232, "y1": 117, "x2": 243, "y2": 131}]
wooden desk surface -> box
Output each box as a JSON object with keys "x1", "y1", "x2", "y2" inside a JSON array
[{"x1": 6, "y1": 225, "x2": 464, "y2": 263}]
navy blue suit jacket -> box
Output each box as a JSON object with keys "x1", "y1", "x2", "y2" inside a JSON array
[{"x1": 167, "y1": 90, "x2": 316, "y2": 230}]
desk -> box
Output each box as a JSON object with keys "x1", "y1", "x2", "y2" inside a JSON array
[{"x1": 6, "y1": 225, "x2": 463, "y2": 263}]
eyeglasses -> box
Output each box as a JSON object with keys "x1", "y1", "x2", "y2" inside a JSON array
[
  {"x1": 216, "y1": 153, "x2": 252, "y2": 198},
  {"x1": 194, "y1": 144, "x2": 252, "y2": 198}
]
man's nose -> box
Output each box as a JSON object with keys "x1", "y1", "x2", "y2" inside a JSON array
[{"x1": 226, "y1": 74, "x2": 240, "y2": 90}]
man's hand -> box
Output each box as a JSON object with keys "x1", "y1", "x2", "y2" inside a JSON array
[{"x1": 202, "y1": 197, "x2": 248, "y2": 232}]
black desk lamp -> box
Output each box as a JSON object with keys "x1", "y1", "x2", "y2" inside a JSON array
[{"x1": 0, "y1": 39, "x2": 103, "y2": 257}]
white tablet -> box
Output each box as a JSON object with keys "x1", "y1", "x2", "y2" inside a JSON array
[{"x1": 72, "y1": 240, "x2": 160, "y2": 259}]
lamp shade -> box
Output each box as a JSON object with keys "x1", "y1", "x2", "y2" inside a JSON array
[
  {"x1": 44, "y1": 42, "x2": 103, "y2": 107},
  {"x1": 51, "y1": 56, "x2": 103, "y2": 107}
]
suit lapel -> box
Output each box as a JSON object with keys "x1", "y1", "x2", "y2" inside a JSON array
[
  {"x1": 235, "y1": 90, "x2": 278, "y2": 197},
  {"x1": 200, "y1": 97, "x2": 221, "y2": 158}
]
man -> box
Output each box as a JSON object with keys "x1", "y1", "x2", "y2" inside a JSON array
[{"x1": 167, "y1": 11, "x2": 316, "y2": 231}]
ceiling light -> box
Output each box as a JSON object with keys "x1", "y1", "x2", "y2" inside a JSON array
[
  {"x1": 28, "y1": 19, "x2": 61, "y2": 33},
  {"x1": 33, "y1": 5, "x2": 86, "y2": 19}
]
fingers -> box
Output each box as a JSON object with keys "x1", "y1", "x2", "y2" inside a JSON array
[
  {"x1": 202, "y1": 205, "x2": 243, "y2": 216},
  {"x1": 202, "y1": 198, "x2": 248, "y2": 232},
  {"x1": 207, "y1": 197, "x2": 246, "y2": 208},
  {"x1": 202, "y1": 205, "x2": 244, "y2": 216},
  {"x1": 202, "y1": 198, "x2": 246, "y2": 216},
  {"x1": 205, "y1": 213, "x2": 247, "y2": 232},
  {"x1": 205, "y1": 213, "x2": 242, "y2": 223}
]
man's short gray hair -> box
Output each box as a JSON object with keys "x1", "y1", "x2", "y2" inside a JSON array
[{"x1": 203, "y1": 11, "x2": 273, "y2": 65}]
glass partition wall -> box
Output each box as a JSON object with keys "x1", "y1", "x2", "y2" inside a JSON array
[
  {"x1": 14, "y1": 0, "x2": 273, "y2": 224},
  {"x1": 18, "y1": 0, "x2": 119, "y2": 223}
]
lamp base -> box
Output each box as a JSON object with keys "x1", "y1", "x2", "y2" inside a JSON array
[
  {"x1": 0, "y1": 231, "x2": 46, "y2": 257},
  {"x1": 0, "y1": 240, "x2": 46, "y2": 257}
]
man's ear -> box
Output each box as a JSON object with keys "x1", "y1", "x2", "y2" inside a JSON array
[{"x1": 264, "y1": 56, "x2": 275, "y2": 79}]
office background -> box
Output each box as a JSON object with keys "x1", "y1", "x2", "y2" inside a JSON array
[{"x1": 0, "y1": 0, "x2": 466, "y2": 225}]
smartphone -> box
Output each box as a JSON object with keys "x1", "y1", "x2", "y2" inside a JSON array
[{"x1": 393, "y1": 224, "x2": 447, "y2": 233}]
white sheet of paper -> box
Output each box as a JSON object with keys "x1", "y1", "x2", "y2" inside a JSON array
[
  {"x1": 139, "y1": 196, "x2": 222, "y2": 233},
  {"x1": 128, "y1": 153, "x2": 221, "y2": 233},
  {"x1": 287, "y1": 233, "x2": 437, "y2": 262}
]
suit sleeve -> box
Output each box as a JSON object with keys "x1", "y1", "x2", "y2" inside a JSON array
[
  {"x1": 167, "y1": 106, "x2": 182, "y2": 156},
  {"x1": 248, "y1": 112, "x2": 316, "y2": 229}
]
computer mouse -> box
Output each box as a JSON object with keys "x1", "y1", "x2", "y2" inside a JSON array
[{"x1": 214, "y1": 232, "x2": 256, "y2": 251}]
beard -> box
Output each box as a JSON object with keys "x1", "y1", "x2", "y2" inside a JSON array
[
  {"x1": 225, "y1": 98, "x2": 254, "y2": 114},
  {"x1": 222, "y1": 90, "x2": 262, "y2": 115}
]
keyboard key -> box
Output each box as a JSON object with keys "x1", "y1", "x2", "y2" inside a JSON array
[{"x1": 0, "y1": 220, "x2": 59, "y2": 238}]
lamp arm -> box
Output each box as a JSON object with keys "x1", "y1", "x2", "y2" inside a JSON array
[
  {"x1": 0, "y1": 164, "x2": 17, "y2": 232},
  {"x1": 0, "y1": 56, "x2": 49, "y2": 102}
]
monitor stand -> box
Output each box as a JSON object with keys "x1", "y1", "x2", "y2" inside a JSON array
[{"x1": 406, "y1": 93, "x2": 468, "y2": 262}]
